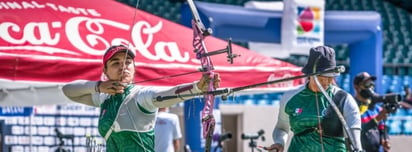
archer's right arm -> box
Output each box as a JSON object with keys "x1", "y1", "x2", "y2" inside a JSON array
[
  {"x1": 267, "y1": 91, "x2": 293, "y2": 152},
  {"x1": 62, "y1": 80, "x2": 99, "y2": 106},
  {"x1": 63, "y1": 80, "x2": 127, "y2": 106}
]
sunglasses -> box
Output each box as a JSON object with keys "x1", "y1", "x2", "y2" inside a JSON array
[{"x1": 362, "y1": 81, "x2": 375, "y2": 88}]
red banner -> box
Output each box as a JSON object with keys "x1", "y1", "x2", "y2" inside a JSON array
[{"x1": 0, "y1": 0, "x2": 303, "y2": 89}]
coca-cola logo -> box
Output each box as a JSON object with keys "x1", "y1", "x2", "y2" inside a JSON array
[
  {"x1": 267, "y1": 71, "x2": 303, "y2": 88},
  {"x1": 0, "y1": 0, "x2": 193, "y2": 64}
]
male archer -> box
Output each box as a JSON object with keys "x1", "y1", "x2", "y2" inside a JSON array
[{"x1": 266, "y1": 46, "x2": 363, "y2": 152}]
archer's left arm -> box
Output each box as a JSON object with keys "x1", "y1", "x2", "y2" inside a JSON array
[
  {"x1": 379, "y1": 120, "x2": 389, "y2": 140},
  {"x1": 343, "y1": 93, "x2": 363, "y2": 151},
  {"x1": 152, "y1": 73, "x2": 220, "y2": 108}
]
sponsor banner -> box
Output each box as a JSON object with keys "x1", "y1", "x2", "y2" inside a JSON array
[
  {"x1": 245, "y1": 0, "x2": 325, "y2": 58},
  {"x1": 0, "y1": 0, "x2": 305, "y2": 106},
  {"x1": 0, "y1": 0, "x2": 303, "y2": 89},
  {"x1": 0, "y1": 103, "x2": 103, "y2": 152},
  {"x1": 282, "y1": 0, "x2": 325, "y2": 55},
  {"x1": 0, "y1": 107, "x2": 33, "y2": 116}
]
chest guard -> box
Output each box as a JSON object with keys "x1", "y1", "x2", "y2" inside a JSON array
[
  {"x1": 321, "y1": 90, "x2": 347, "y2": 137},
  {"x1": 104, "y1": 87, "x2": 157, "y2": 140}
]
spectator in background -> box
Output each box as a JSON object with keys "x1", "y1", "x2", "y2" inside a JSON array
[
  {"x1": 155, "y1": 107, "x2": 182, "y2": 152},
  {"x1": 353, "y1": 72, "x2": 390, "y2": 152},
  {"x1": 400, "y1": 85, "x2": 412, "y2": 109},
  {"x1": 266, "y1": 46, "x2": 362, "y2": 152}
]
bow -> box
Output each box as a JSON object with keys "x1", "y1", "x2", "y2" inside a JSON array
[
  {"x1": 126, "y1": 1, "x2": 237, "y2": 151},
  {"x1": 311, "y1": 57, "x2": 360, "y2": 152},
  {"x1": 186, "y1": 0, "x2": 238, "y2": 151}
]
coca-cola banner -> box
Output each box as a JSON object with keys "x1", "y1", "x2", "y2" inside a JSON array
[{"x1": 0, "y1": 0, "x2": 303, "y2": 105}]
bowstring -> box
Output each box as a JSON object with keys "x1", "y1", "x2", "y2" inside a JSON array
[
  {"x1": 312, "y1": 55, "x2": 358, "y2": 151},
  {"x1": 311, "y1": 56, "x2": 325, "y2": 152},
  {"x1": 125, "y1": 0, "x2": 148, "y2": 152},
  {"x1": 121, "y1": 0, "x2": 141, "y2": 83}
]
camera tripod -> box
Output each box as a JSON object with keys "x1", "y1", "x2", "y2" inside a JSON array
[
  {"x1": 54, "y1": 139, "x2": 71, "y2": 152},
  {"x1": 241, "y1": 129, "x2": 265, "y2": 152},
  {"x1": 54, "y1": 128, "x2": 74, "y2": 152}
]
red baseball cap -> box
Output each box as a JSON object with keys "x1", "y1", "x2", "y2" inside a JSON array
[{"x1": 103, "y1": 45, "x2": 135, "y2": 65}]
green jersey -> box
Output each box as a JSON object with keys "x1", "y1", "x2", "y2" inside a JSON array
[
  {"x1": 95, "y1": 85, "x2": 158, "y2": 152},
  {"x1": 64, "y1": 80, "x2": 200, "y2": 152},
  {"x1": 273, "y1": 84, "x2": 361, "y2": 152}
]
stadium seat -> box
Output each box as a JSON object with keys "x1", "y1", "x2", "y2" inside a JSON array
[
  {"x1": 241, "y1": 94, "x2": 255, "y2": 105},
  {"x1": 267, "y1": 93, "x2": 283, "y2": 105},
  {"x1": 391, "y1": 75, "x2": 403, "y2": 93},
  {"x1": 406, "y1": 108, "x2": 412, "y2": 115},
  {"x1": 387, "y1": 118, "x2": 403, "y2": 135},
  {"x1": 342, "y1": 82, "x2": 351, "y2": 92},
  {"x1": 401, "y1": 75, "x2": 410, "y2": 87},
  {"x1": 341, "y1": 74, "x2": 351, "y2": 92},
  {"x1": 402, "y1": 117, "x2": 412, "y2": 135},
  {"x1": 335, "y1": 75, "x2": 343, "y2": 86},
  {"x1": 393, "y1": 108, "x2": 407, "y2": 116},
  {"x1": 382, "y1": 75, "x2": 392, "y2": 92}
]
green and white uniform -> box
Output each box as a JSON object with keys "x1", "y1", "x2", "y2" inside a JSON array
[
  {"x1": 91, "y1": 83, "x2": 201, "y2": 152},
  {"x1": 273, "y1": 84, "x2": 361, "y2": 152}
]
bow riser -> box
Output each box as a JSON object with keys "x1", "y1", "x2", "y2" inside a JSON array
[{"x1": 188, "y1": 1, "x2": 216, "y2": 152}]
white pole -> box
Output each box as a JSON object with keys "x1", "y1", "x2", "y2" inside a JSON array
[{"x1": 29, "y1": 107, "x2": 34, "y2": 151}]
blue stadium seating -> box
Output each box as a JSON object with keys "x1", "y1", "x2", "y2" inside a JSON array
[
  {"x1": 403, "y1": 117, "x2": 412, "y2": 135},
  {"x1": 239, "y1": 94, "x2": 255, "y2": 105},
  {"x1": 387, "y1": 119, "x2": 403, "y2": 135}
]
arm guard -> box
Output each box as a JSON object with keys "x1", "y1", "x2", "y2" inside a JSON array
[
  {"x1": 152, "y1": 82, "x2": 202, "y2": 108},
  {"x1": 350, "y1": 128, "x2": 363, "y2": 152}
]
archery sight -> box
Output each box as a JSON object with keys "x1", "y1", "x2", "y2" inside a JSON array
[{"x1": 198, "y1": 38, "x2": 239, "y2": 64}]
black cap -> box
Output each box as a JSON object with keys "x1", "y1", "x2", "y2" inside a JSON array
[
  {"x1": 353, "y1": 72, "x2": 377, "y2": 85},
  {"x1": 301, "y1": 46, "x2": 339, "y2": 77}
]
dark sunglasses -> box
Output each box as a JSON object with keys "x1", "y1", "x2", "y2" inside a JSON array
[{"x1": 363, "y1": 81, "x2": 375, "y2": 88}]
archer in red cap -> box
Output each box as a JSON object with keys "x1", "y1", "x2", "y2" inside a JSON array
[{"x1": 62, "y1": 44, "x2": 220, "y2": 151}]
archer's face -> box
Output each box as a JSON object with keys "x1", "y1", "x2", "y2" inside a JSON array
[
  {"x1": 104, "y1": 52, "x2": 135, "y2": 83},
  {"x1": 309, "y1": 76, "x2": 334, "y2": 92}
]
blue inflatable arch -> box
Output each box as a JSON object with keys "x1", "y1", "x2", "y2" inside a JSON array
[{"x1": 181, "y1": 2, "x2": 383, "y2": 151}]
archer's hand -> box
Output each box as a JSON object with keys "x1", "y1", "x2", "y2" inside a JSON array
[
  {"x1": 197, "y1": 73, "x2": 220, "y2": 92},
  {"x1": 382, "y1": 139, "x2": 391, "y2": 152},
  {"x1": 97, "y1": 80, "x2": 126, "y2": 95},
  {"x1": 264, "y1": 144, "x2": 283, "y2": 152},
  {"x1": 375, "y1": 108, "x2": 389, "y2": 122}
]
